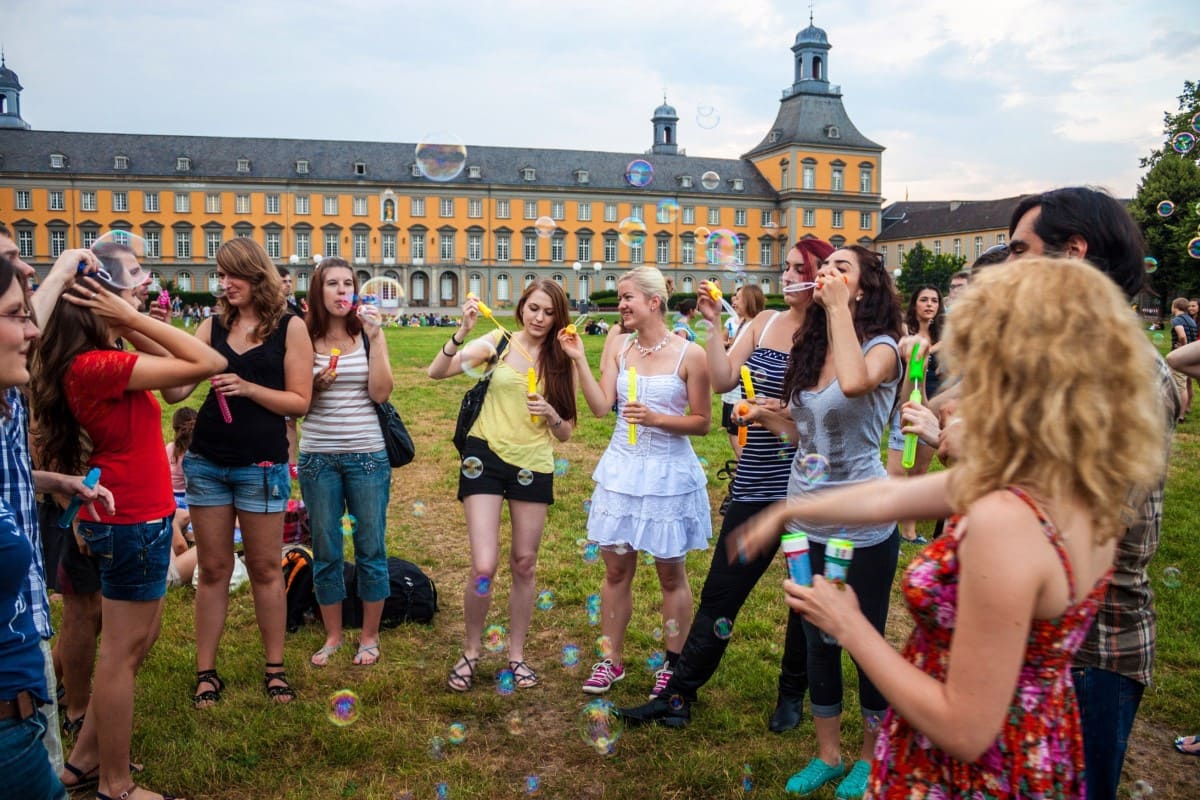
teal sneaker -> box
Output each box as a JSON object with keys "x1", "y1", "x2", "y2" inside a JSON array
[
  {"x1": 785, "y1": 758, "x2": 845, "y2": 795},
  {"x1": 834, "y1": 759, "x2": 872, "y2": 799}
]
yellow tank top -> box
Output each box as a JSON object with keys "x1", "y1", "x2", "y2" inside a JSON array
[{"x1": 470, "y1": 339, "x2": 554, "y2": 473}]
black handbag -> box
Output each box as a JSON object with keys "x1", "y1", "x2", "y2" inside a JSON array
[
  {"x1": 453, "y1": 336, "x2": 508, "y2": 455},
  {"x1": 363, "y1": 335, "x2": 414, "y2": 468}
]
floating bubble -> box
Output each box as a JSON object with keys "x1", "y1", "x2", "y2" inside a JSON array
[
  {"x1": 695, "y1": 225, "x2": 712, "y2": 240},
  {"x1": 1153, "y1": 332, "x2": 1165, "y2": 345},
  {"x1": 1132, "y1": 779, "x2": 1154, "y2": 799},
  {"x1": 326, "y1": 689, "x2": 359, "y2": 726},
  {"x1": 495, "y1": 668, "x2": 516, "y2": 696},
  {"x1": 1189, "y1": 237, "x2": 1200, "y2": 259},
  {"x1": 595, "y1": 635, "x2": 614, "y2": 659},
  {"x1": 612, "y1": 543, "x2": 629, "y2": 556},
  {"x1": 91, "y1": 231, "x2": 151, "y2": 289},
  {"x1": 645, "y1": 651, "x2": 666, "y2": 672},
  {"x1": 412, "y1": 501, "x2": 426, "y2": 517},
  {"x1": 706, "y1": 228, "x2": 739, "y2": 266},
  {"x1": 534, "y1": 216, "x2": 557, "y2": 239},
  {"x1": 697, "y1": 456, "x2": 710, "y2": 469},
  {"x1": 582, "y1": 499, "x2": 592, "y2": 513},
  {"x1": 474, "y1": 575, "x2": 492, "y2": 596},
  {"x1": 665, "y1": 618, "x2": 680, "y2": 637},
  {"x1": 656, "y1": 199, "x2": 680, "y2": 223},
  {"x1": 1144, "y1": 256, "x2": 1158, "y2": 274},
  {"x1": 447, "y1": 722, "x2": 467, "y2": 745},
  {"x1": 1172, "y1": 132, "x2": 1196, "y2": 154},
  {"x1": 484, "y1": 623, "x2": 508, "y2": 653},
  {"x1": 625, "y1": 159, "x2": 654, "y2": 188},
  {"x1": 586, "y1": 593, "x2": 601, "y2": 613},
  {"x1": 696, "y1": 105, "x2": 720, "y2": 130},
  {"x1": 341, "y1": 514, "x2": 357, "y2": 537},
  {"x1": 618, "y1": 217, "x2": 648, "y2": 248},
  {"x1": 578, "y1": 698, "x2": 623, "y2": 756},
  {"x1": 799, "y1": 452, "x2": 831, "y2": 486},
  {"x1": 693, "y1": 319, "x2": 711, "y2": 346},
  {"x1": 583, "y1": 543, "x2": 601, "y2": 564},
  {"x1": 742, "y1": 763, "x2": 754, "y2": 793},
  {"x1": 1157, "y1": 200, "x2": 1175, "y2": 218},
  {"x1": 778, "y1": 448, "x2": 792, "y2": 460},
  {"x1": 893, "y1": 268, "x2": 902, "y2": 278},
  {"x1": 506, "y1": 709, "x2": 525, "y2": 735},
  {"x1": 517, "y1": 468, "x2": 534, "y2": 487},
  {"x1": 536, "y1": 590, "x2": 554, "y2": 610},
  {"x1": 641, "y1": 551, "x2": 656, "y2": 566},
  {"x1": 587, "y1": 611, "x2": 601, "y2": 626},
  {"x1": 459, "y1": 337, "x2": 500, "y2": 379},
  {"x1": 415, "y1": 133, "x2": 467, "y2": 182},
  {"x1": 436, "y1": 782, "x2": 450, "y2": 800},
  {"x1": 667, "y1": 693, "x2": 686, "y2": 711},
  {"x1": 358, "y1": 277, "x2": 404, "y2": 315},
  {"x1": 1162, "y1": 566, "x2": 1182, "y2": 589},
  {"x1": 428, "y1": 736, "x2": 447, "y2": 761},
  {"x1": 561, "y1": 644, "x2": 582, "y2": 667},
  {"x1": 701, "y1": 171, "x2": 721, "y2": 191},
  {"x1": 553, "y1": 457, "x2": 569, "y2": 477},
  {"x1": 524, "y1": 774, "x2": 542, "y2": 795},
  {"x1": 461, "y1": 456, "x2": 484, "y2": 479},
  {"x1": 714, "y1": 617, "x2": 734, "y2": 639},
  {"x1": 651, "y1": 626, "x2": 663, "y2": 640}
]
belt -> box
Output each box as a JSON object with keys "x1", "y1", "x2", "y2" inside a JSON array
[{"x1": 0, "y1": 691, "x2": 37, "y2": 721}]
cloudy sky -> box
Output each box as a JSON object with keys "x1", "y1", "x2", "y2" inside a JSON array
[{"x1": 5, "y1": 0, "x2": 1197, "y2": 202}]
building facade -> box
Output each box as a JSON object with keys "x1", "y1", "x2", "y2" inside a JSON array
[
  {"x1": 874, "y1": 197, "x2": 1022, "y2": 270},
  {"x1": 0, "y1": 22, "x2": 882, "y2": 308}
]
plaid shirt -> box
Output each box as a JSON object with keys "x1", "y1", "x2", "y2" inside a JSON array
[
  {"x1": 1073, "y1": 354, "x2": 1180, "y2": 685},
  {"x1": 0, "y1": 387, "x2": 51, "y2": 639}
]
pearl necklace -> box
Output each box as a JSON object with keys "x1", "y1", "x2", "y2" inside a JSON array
[{"x1": 633, "y1": 332, "x2": 671, "y2": 357}]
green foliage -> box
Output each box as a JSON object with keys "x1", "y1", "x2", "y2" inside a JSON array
[
  {"x1": 1140, "y1": 79, "x2": 1200, "y2": 170},
  {"x1": 1130, "y1": 156, "x2": 1200, "y2": 300},
  {"x1": 893, "y1": 243, "x2": 966, "y2": 298}
]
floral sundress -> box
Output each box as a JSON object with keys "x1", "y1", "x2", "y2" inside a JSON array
[{"x1": 866, "y1": 487, "x2": 1111, "y2": 799}]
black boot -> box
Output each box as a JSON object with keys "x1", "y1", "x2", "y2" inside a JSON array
[
  {"x1": 768, "y1": 694, "x2": 804, "y2": 733},
  {"x1": 618, "y1": 694, "x2": 691, "y2": 728}
]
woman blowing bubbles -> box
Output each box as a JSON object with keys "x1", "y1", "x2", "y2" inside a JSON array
[{"x1": 733, "y1": 258, "x2": 1165, "y2": 799}]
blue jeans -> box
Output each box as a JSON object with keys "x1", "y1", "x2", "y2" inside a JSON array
[
  {"x1": 1072, "y1": 667, "x2": 1144, "y2": 800},
  {"x1": 76, "y1": 517, "x2": 172, "y2": 602},
  {"x1": 0, "y1": 711, "x2": 66, "y2": 800},
  {"x1": 298, "y1": 450, "x2": 391, "y2": 607}
]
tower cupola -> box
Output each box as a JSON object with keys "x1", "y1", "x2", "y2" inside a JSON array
[
  {"x1": 651, "y1": 96, "x2": 679, "y2": 155},
  {"x1": 0, "y1": 53, "x2": 31, "y2": 130}
]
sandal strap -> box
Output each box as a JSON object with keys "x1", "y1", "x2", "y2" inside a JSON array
[
  {"x1": 447, "y1": 653, "x2": 478, "y2": 691},
  {"x1": 264, "y1": 667, "x2": 296, "y2": 700}
]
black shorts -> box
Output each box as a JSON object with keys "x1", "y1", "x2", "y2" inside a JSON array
[
  {"x1": 721, "y1": 402, "x2": 740, "y2": 436},
  {"x1": 37, "y1": 499, "x2": 68, "y2": 593},
  {"x1": 57, "y1": 522, "x2": 102, "y2": 596},
  {"x1": 457, "y1": 436, "x2": 554, "y2": 505}
]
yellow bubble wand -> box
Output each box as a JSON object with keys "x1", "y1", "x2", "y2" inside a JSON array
[
  {"x1": 737, "y1": 365, "x2": 756, "y2": 448},
  {"x1": 627, "y1": 367, "x2": 638, "y2": 445}
]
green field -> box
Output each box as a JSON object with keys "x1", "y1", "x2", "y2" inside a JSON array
[{"x1": 62, "y1": 322, "x2": 1199, "y2": 800}]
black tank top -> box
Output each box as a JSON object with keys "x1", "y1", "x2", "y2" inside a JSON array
[{"x1": 191, "y1": 314, "x2": 293, "y2": 466}]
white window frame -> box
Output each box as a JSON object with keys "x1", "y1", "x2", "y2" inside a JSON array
[
  {"x1": 439, "y1": 198, "x2": 454, "y2": 218},
  {"x1": 144, "y1": 231, "x2": 160, "y2": 258},
  {"x1": 174, "y1": 193, "x2": 190, "y2": 213},
  {"x1": 295, "y1": 232, "x2": 311, "y2": 258},
  {"x1": 175, "y1": 230, "x2": 192, "y2": 259},
  {"x1": 14, "y1": 190, "x2": 31, "y2": 210},
  {"x1": 112, "y1": 191, "x2": 129, "y2": 212},
  {"x1": 467, "y1": 232, "x2": 482, "y2": 261},
  {"x1": 577, "y1": 202, "x2": 591, "y2": 222},
  {"x1": 295, "y1": 195, "x2": 310, "y2": 215},
  {"x1": 411, "y1": 197, "x2": 425, "y2": 217},
  {"x1": 353, "y1": 196, "x2": 368, "y2": 216},
  {"x1": 49, "y1": 190, "x2": 65, "y2": 211},
  {"x1": 324, "y1": 232, "x2": 340, "y2": 257},
  {"x1": 495, "y1": 199, "x2": 510, "y2": 219},
  {"x1": 265, "y1": 194, "x2": 280, "y2": 215},
  {"x1": 81, "y1": 191, "x2": 97, "y2": 212},
  {"x1": 468, "y1": 198, "x2": 483, "y2": 218},
  {"x1": 235, "y1": 194, "x2": 251, "y2": 214},
  {"x1": 323, "y1": 195, "x2": 339, "y2": 216}
]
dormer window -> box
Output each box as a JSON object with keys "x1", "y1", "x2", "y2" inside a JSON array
[
  {"x1": 467, "y1": 165, "x2": 482, "y2": 179},
  {"x1": 236, "y1": 158, "x2": 251, "y2": 173},
  {"x1": 680, "y1": 175, "x2": 694, "y2": 188},
  {"x1": 574, "y1": 169, "x2": 590, "y2": 185},
  {"x1": 176, "y1": 156, "x2": 191, "y2": 172},
  {"x1": 825, "y1": 125, "x2": 840, "y2": 139},
  {"x1": 410, "y1": 163, "x2": 423, "y2": 178},
  {"x1": 296, "y1": 159, "x2": 310, "y2": 174},
  {"x1": 354, "y1": 161, "x2": 367, "y2": 176},
  {"x1": 732, "y1": 178, "x2": 745, "y2": 191},
  {"x1": 522, "y1": 167, "x2": 536, "y2": 182},
  {"x1": 113, "y1": 155, "x2": 129, "y2": 170},
  {"x1": 50, "y1": 153, "x2": 66, "y2": 169},
  {"x1": 767, "y1": 129, "x2": 782, "y2": 144}
]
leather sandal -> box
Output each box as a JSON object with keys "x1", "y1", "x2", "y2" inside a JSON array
[
  {"x1": 96, "y1": 784, "x2": 180, "y2": 800},
  {"x1": 508, "y1": 660, "x2": 539, "y2": 689},
  {"x1": 447, "y1": 653, "x2": 478, "y2": 692},
  {"x1": 62, "y1": 762, "x2": 143, "y2": 792},
  {"x1": 264, "y1": 662, "x2": 296, "y2": 704},
  {"x1": 192, "y1": 669, "x2": 224, "y2": 709}
]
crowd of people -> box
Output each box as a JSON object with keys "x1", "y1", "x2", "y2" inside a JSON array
[{"x1": 0, "y1": 183, "x2": 1190, "y2": 800}]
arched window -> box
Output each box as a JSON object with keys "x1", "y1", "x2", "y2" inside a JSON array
[
  {"x1": 411, "y1": 272, "x2": 427, "y2": 303},
  {"x1": 176, "y1": 271, "x2": 193, "y2": 292},
  {"x1": 760, "y1": 277, "x2": 772, "y2": 293},
  {"x1": 524, "y1": 273, "x2": 536, "y2": 288},
  {"x1": 468, "y1": 272, "x2": 482, "y2": 297},
  {"x1": 682, "y1": 276, "x2": 694, "y2": 293},
  {"x1": 605, "y1": 275, "x2": 616, "y2": 291},
  {"x1": 497, "y1": 273, "x2": 511, "y2": 302},
  {"x1": 297, "y1": 271, "x2": 309, "y2": 292},
  {"x1": 207, "y1": 271, "x2": 219, "y2": 293},
  {"x1": 813, "y1": 56, "x2": 823, "y2": 81}
]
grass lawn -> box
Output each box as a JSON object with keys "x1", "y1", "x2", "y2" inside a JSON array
[{"x1": 60, "y1": 322, "x2": 1200, "y2": 799}]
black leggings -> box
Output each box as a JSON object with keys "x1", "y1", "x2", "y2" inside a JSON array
[
  {"x1": 666, "y1": 499, "x2": 808, "y2": 701},
  {"x1": 805, "y1": 529, "x2": 900, "y2": 717}
]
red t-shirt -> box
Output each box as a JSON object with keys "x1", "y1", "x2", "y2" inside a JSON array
[{"x1": 64, "y1": 349, "x2": 175, "y2": 524}]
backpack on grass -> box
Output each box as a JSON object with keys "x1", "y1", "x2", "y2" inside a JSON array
[
  {"x1": 339, "y1": 557, "x2": 439, "y2": 628},
  {"x1": 282, "y1": 545, "x2": 317, "y2": 633}
]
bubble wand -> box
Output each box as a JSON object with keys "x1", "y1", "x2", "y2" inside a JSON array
[
  {"x1": 58, "y1": 467, "x2": 101, "y2": 528},
  {"x1": 901, "y1": 343, "x2": 925, "y2": 469},
  {"x1": 737, "y1": 365, "x2": 756, "y2": 448},
  {"x1": 214, "y1": 386, "x2": 233, "y2": 424},
  {"x1": 467, "y1": 292, "x2": 535, "y2": 363},
  {"x1": 627, "y1": 367, "x2": 638, "y2": 445},
  {"x1": 527, "y1": 368, "x2": 539, "y2": 425},
  {"x1": 329, "y1": 347, "x2": 341, "y2": 378}
]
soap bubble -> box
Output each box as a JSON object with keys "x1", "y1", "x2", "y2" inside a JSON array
[
  {"x1": 326, "y1": 689, "x2": 359, "y2": 726},
  {"x1": 645, "y1": 651, "x2": 666, "y2": 671},
  {"x1": 358, "y1": 277, "x2": 404, "y2": 314},
  {"x1": 415, "y1": 133, "x2": 467, "y2": 182},
  {"x1": 1162, "y1": 566, "x2": 1182, "y2": 589},
  {"x1": 1157, "y1": 200, "x2": 1175, "y2": 218},
  {"x1": 534, "y1": 216, "x2": 557, "y2": 239},
  {"x1": 706, "y1": 229, "x2": 739, "y2": 266},
  {"x1": 701, "y1": 171, "x2": 721, "y2": 191},
  {"x1": 714, "y1": 617, "x2": 734, "y2": 639},
  {"x1": 799, "y1": 453, "x2": 830, "y2": 487},
  {"x1": 583, "y1": 543, "x2": 600, "y2": 564},
  {"x1": 625, "y1": 159, "x2": 654, "y2": 188},
  {"x1": 561, "y1": 644, "x2": 581, "y2": 667},
  {"x1": 595, "y1": 635, "x2": 614, "y2": 659},
  {"x1": 697, "y1": 456, "x2": 710, "y2": 469},
  {"x1": 1131, "y1": 779, "x2": 1154, "y2": 799},
  {"x1": 656, "y1": 198, "x2": 680, "y2": 223},
  {"x1": 694, "y1": 225, "x2": 712, "y2": 240},
  {"x1": 586, "y1": 593, "x2": 601, "y2": 613},
  {"x1": 495, "y1": 668, "x2": 516, "y2": 696},
  {"x1": 641, "y1": 551, "x2": 656, "y2": 566},
  {"x1": 412, "y1": 501, "x2": 426, "y2": 517},
  {"x1": 506, "y1": 709, "x2": 525, "y2": 735},
  {"x1": 578, "y1": 698, "x2": 623, "y2": 756},
  {"x1": 742, "y1": 763, "x2": 754, "y2": 793},
  {"x1": 459, "y1": 337, "x2": 500, "y2": 379},
  {"x1": 696, "y1": 105, "x2": 720, "y2": 130},
  {"x1": 1144, "y1": 256, "x2": 1158, "y2": 274},
  {"x1": 1172, "y1": 132, "x2": 1196, "y2": 154},
  {"x1": 484, "y1": 624, "x2": 508, "y2": 653},
  {"x1": 447, "y1": 722, "x2": 467, "y2": 745},
  {"x1": 618, "y1": 217, "x2": 648, "y2": 248},
  {"x1": 651, "y1": 626, "x2": 663, "y2": 640},
  {"x1": 524, "y1": 774, "x2": 542, "y2": 795},
  {"x1": 517, "y1": 468, "x2": 534, "y2": 487},
  {"x1": 665, "y1": 619, "x2": 680, "y2": 637},
  {"x1": 553, "y1": 457, "x2": 569, "y2": 477},
  {"x1": 340, "y1": 514, "x2": 357, "y2": 537},
  {"x1": 91, "y1": 231, "x2": 151, "y2": 289},
  {"x1": 436, "y1": 783, "x2": 450, "y2": 800},
  {"x1": 427, "y1": 736, "x2": 447, "y2": 761},
  {"x1": 461, "y1": 456, "x2": 484, "y2": 479},
  {"x1": 535, "y1": 590, "x2": 554, "y2": 610},
  {"x1": 473, "y1": 575, "x2": 492, "y2": 596},
  {"x1": 1189, "y1": 237, "x2": 1200, "y2": 260},
  {"x1": 582, "y1": 499, "x2": 592, "y2": 513}
]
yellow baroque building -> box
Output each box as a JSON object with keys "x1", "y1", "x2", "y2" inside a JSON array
[{"x1": 0, "y1": 22, "x2": 882, "y2": 309}]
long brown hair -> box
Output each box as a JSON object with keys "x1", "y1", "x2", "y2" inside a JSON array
[
  {"x1": 214, "y1": 238, "x2": 285, "y2": 341},
  {"x1": 171, "y1": 406, "x2": 198, "y2": 463},
  {"x1": 305, "y1": 257, "x2": 363, "y2": 342},
  {"x1": 516, "y1": 279, "x2": 576, "y2": 424}
]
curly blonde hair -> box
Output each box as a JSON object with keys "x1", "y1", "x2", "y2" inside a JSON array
[{"x1": 943, "y1": 257, "x2": 1165, "y2": 541}]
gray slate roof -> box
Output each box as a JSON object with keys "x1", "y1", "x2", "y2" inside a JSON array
[
  {"x1": 875, "y1": 196, "x2": 1025, "y2": 241},
  {"x1": 0, "y1": 130, "x2": 778, "y2": 199},
  {"x1": 744, "y1": 92, "x2": 882, "y2": 158}
]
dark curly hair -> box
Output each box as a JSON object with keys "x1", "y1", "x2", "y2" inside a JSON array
[{"x1": 782, "y1": 245, "x2": 902, "y2": 400}]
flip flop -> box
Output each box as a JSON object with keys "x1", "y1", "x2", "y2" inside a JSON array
[
  {"x1": 310, "y1": 642, "x2": 342, "y2": 667},
  {"x1": 61, "y1": 761, "x2": 144, "y2": 791},
  {"x1": 353, "y1": 642, "x2": 380, "y2": 666},
  {"x1": 1175, "y1": 735, "x2": 1200, "y2": 755}
]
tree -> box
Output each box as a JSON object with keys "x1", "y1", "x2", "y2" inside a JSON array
[
  {"x1": 893, "y1": 243, "x2": 965, "y2": 299},
  {"x1": 1132, "y1": 80, "x2": 1200, "y2": 300}
]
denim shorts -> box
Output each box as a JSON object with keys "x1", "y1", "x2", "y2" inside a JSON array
[
  {"x1": 0, "y1": 712, "x2": 66, "y2": 800},
  {"x1": 76, "y1": 517, "x2": 172, "y2": 602},
  {"x1": 183, "y1": 452, "x2": 290, "y2": 513}
]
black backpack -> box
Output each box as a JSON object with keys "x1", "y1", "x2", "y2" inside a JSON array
[
  {"x1": 340, "y1": 557, "x2": 439, "y2": 628},
  {"x1": 282, "y1": 545, "x2": 317, "y2": 633}
]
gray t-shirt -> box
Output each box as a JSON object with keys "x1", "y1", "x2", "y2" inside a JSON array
[{"x1": 786, "y1": 333, "x2": 901, "y2": 547}]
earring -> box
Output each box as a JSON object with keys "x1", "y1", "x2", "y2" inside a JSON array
[{"x1": 856, "y1": 294, "x2": 863, "y2": 301}]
